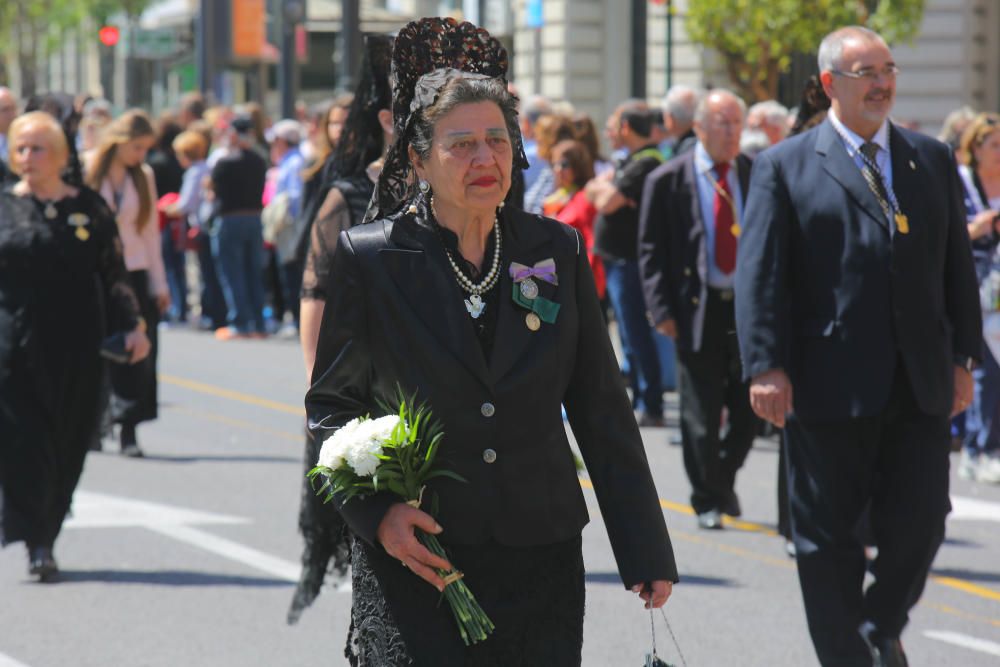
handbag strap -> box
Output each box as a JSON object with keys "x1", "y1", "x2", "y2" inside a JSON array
[{"x1": 649, "y1": 607, "x2": 688, "y2": 667}]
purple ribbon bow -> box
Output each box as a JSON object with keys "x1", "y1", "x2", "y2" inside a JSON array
[{"x1": 509, "y1": 259, "x2": 558, "y2": 286}]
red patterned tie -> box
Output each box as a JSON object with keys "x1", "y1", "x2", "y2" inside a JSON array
[{"x1": 713, "y1": 162, "x2": 737, "y2": 274}]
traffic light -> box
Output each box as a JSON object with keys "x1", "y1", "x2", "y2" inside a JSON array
[{"x1": 99, "y1": 25, "x2": 120, "y2": 47}]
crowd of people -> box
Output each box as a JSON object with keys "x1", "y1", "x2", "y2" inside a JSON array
[{"x1": 0, "y1": 16, "x2": 996, "y2": 667}]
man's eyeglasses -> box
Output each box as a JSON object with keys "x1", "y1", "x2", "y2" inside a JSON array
[{"x1": 830, "y1": 65, "x2": 900, "y2": 81}]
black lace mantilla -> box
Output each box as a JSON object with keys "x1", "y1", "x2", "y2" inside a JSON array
[{"x1": 366, "y1": 17, "x2": 528, "y2": 223}]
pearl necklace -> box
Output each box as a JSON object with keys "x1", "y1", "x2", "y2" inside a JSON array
[{"x1": 432, "y1": 197, "x2": 502, "y2": 319}]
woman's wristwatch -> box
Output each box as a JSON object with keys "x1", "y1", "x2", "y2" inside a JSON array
[{"x1": 135, "y1": 317, "x2": 147, "y2": 333}]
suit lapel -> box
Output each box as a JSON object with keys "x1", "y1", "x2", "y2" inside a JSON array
[
  {"x1": 683, "y1": 154, "x2": 705, "y2": 244},
  {"x1": 490, "y1": 210, "x2": 554, "y2": 383},
  {"x1": 816, "y1": 120, "x2": 890, "y2": 235},
  {"x1": 889, "y1": 124, "x2": 920, "y2": 234},
  {"x1": 380, "y1": 217, "x2": 492, "y2": 389},
  {"x1": 737, "y1": 154, "x2": 752, "y2": 205}
]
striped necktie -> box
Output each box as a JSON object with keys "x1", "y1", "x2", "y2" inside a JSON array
[{"x1": 860, "y1": 142, "x2": 892, "y2": 221}]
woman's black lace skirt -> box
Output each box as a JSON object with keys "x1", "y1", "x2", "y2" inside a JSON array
[{"x1": 347, "y1": 533, "x2": 585, "y2": 666}]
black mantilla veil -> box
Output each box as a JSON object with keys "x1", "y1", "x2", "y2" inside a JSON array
[
  {"x1": 287, "y1": 33, "x2": 395, "y2": 626},
  {"x1": 330, "y1": 33, "x2": 394, "y2": 180},
  {"x1": 365, "y1": 16, "x2": 529, "y2": 223}
]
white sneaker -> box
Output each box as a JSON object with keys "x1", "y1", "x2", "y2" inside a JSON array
[
  {"x1": 958, "y1": 450, "x2": 980, "y2": 480},
  {"x1": 975, "y1": 453, "x2": 1000, "y2": 484}
]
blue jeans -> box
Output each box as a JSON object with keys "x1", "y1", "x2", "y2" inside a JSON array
[
  {"x1": 963, "y1": 338, "x2": 1000, "y2": 455},
  {"x1": 604, "y1": 259, "x2": 663, "y2": 417},
  {"x1": 211, "y1": 215, "x2": 266, "y2": 334},
  {"x1": 196, "y1": 229, "x2": 227, "y2": 328},
  {"x1": 161, "y1": 226, "x2": 187, "y2": 322}
]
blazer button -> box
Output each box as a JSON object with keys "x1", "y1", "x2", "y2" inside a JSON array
[
  {"x1": 483, "y1": 448, "x2": 497, "y2": 464},
  {"x1": 684, "y1": 267, "x2": 691, "y2": 277},
  {"x1": 691, "y1": 296, "x2": 700, "y2": 305},
  {"x1": 481, "y1": 402, "x2": 496, "y2": 417}
]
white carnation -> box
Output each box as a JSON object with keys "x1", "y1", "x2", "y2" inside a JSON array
[
  {"x1": 343, "y1": 415, "x2": 401, "y2": 477},
  {"x1": 317, "y1": 417, "x2": 362, "y2": 470}
]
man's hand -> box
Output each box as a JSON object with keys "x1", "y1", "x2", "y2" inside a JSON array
[
  {"x1": 750, "y1": 369, "x2": 794, "y2": 428},
  {"x1": 967, "y1": 209, "x2": 998, "y2": 240},
  {"x1": 952, "y1": 365, "x2": 974, "y2": 417},
  {"x1": 656, "y1": 319, "x2": 677, "y2": 339},
  {"x1": 631, "y1": 581, "x2": 673, "y2": 609},
  {"x1": 376, "y1": 503, "x2": 453, "y2": 592}
]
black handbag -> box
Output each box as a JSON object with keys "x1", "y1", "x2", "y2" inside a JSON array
[
  {"x1": 99, "y1": 332, "x2": 130, "y2": 364},
  {"x1": 643, "y1": 606, "x2": 687, "y2": 667}
]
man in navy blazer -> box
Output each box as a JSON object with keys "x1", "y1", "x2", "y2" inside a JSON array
[
  {"x1": 639, "y1": 89, "x2": 758, "y2": 530},
  {"x1": 735, "y1": 26, "x2": 980, "y2": 667}
]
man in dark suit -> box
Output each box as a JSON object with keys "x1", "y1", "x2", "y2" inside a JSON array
[
  {"x1": 735, "y1": 26, "x2": 981, "y2": 667},
  {"x1": 587, "y1": 100, "x2": 666, "y2": 426},
  {"x1": 639, "y1": 89, "x2": 757, "y2": 530}
]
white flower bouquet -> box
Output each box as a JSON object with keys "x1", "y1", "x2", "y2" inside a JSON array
[{"x1": 309, "y1": 395, "x2": 495, "y2": 645}]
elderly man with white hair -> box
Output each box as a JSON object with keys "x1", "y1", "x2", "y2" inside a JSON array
[
  {"x1": 640, "y1": 88, "x2": 756, "y2": 531},
  {"x1": 747, "y1": 99, "x2": 790, "y2": 146},
  {"x1": 660, "y1": 84, "x2": 703, "y2": 158}
]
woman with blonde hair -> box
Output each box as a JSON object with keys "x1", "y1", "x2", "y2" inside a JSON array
[
  {"x1": 1, "y1": 112, "x2": 149, "y2": 580},
  {"x1": 957, "y1": 112, "x2": 1000, "y2": 484},
  {"x1": 86, "y1": 109, "x2": 169, "y2": 457}
]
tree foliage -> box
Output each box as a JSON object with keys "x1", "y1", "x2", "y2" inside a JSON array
[
  {"x1": 0, "y1": 0, "x2": 151, "y2": 94},
  {"x1": 684, "y1": 0, "x2": 926, "y2": 102}
]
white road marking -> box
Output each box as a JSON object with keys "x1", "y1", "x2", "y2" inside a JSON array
[
  {"x1": 925, "y1": 630, "x2": 1000, "y2": 657},
  {"x1": 64, "y1": 491, "x2": 303, "y2": 582},
  {"x1": 148, "y1": 523, "x2": 301, "y2": 582},
  {"x1": 64, "y1": 491, "x2": 248, "y2": 529},
  {"x1": 949, "y1": 495, "x2": 1000, "y2": 524},
  {"x1": 0, "y1": 652, "x2": 32, "y2": 667}
]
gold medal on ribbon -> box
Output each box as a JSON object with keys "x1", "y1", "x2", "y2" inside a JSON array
[
  {"x1": 68, "y1": 212, "x2": 91, "y2": 241},
  {"x1": 895, "y1": 213, "x2": 909, "y2": 235},
  {"x1": 525, "y1": 312, "x2": 541, "y2": 331}
]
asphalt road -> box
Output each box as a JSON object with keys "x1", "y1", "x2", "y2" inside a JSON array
[{"x1": 2, "y1": 327, "x2": 998, "y2": 667}]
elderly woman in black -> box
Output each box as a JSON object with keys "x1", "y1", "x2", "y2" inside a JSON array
[
  {"x1": 0, "y1": 112, "x2": 149, "y2": 581},
  {"x1": 306, "y1": 18, "x2": 677, "y2": 666}
]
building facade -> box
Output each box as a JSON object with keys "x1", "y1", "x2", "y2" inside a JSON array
[{"x1": 3, "y1": 0, "x2": 996, "y2": 136}]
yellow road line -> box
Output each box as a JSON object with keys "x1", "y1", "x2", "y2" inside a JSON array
[
  {"x1": 169, "y1": 404, "x2": 303, "y2": 443},
  {"x1": 930, "y1": 576, "x2": 1000, "y2": 603},
  {"x1": 159, "y1": 374, "x2": 304, "y2": 416},
  {"x1": 160, "y1": 373, "x2": 1000, "y2": 614},
  {"x1": 923, "y1": 602, "x2": 1000, "y2": 629},
  {"x1": 580, "y1": 478, "x2": 1000, "y2": 609},
  {"x1": 579, "y1": 478, "x2": 778, "y2": 536}
]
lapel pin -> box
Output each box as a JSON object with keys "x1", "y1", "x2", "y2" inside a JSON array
[{"x1": 909, "y1": 160, "x2": 916, "y2": 170}]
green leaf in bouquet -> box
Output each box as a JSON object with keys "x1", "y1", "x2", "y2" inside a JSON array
[{"x1": 423, "y1": 470, "x2": 469, "y2": 484}]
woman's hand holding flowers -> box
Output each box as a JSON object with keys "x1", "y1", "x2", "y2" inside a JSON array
[{"x1": 378, "y1": 503, "x2": 453, "y2": 592}]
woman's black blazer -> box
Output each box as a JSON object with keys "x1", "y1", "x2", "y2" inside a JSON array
[{"x1": 305, "y1": 205, "x2": 677, "y2": 588}]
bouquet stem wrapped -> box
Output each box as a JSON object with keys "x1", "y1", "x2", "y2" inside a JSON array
[{"x1": 310, "y1": 393, "x2": 494, "y2": 645}]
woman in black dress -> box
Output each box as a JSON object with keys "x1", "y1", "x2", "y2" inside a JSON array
[
  {"x1": 0, "y1": 111, "x2": 149, "y2": 581},
  {"x1": 288, "y1": 33, "x2": 394, "y2": 624},
  {"x1": 306, "y1": 18, "x2": 677, "y2": 666}
]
